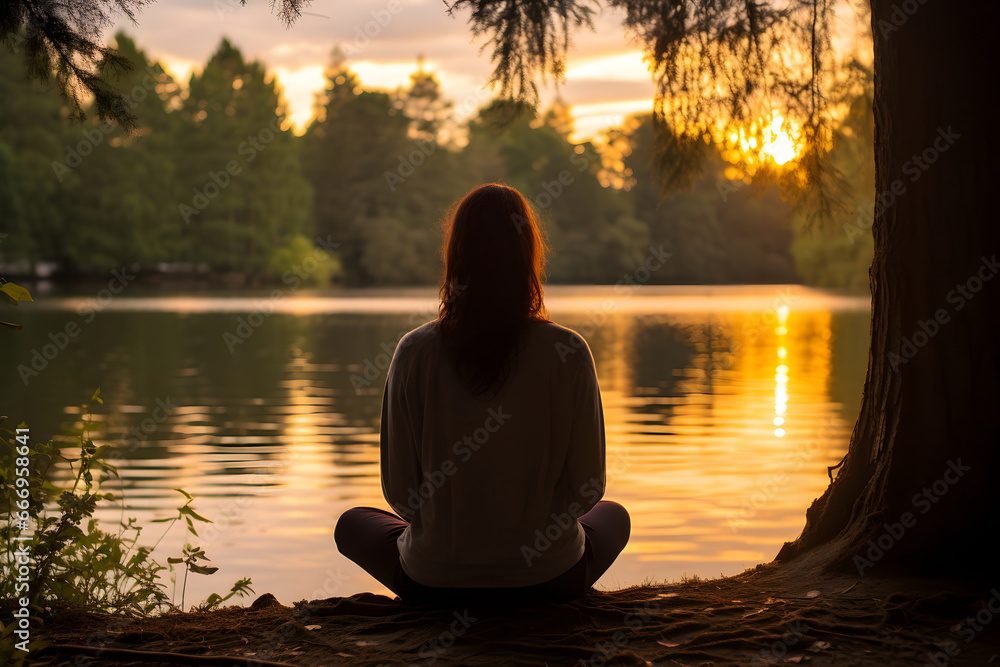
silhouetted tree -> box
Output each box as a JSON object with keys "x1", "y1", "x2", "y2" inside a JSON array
[{"x1": 776, "y1": 0, "x2": 999, "y2": 577}]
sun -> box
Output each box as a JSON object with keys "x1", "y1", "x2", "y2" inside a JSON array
[
  {"x1": 722, "y1": 114, "x2": 801, "y2": 173},
  {"x1": 759, "y1": 115, "x2": 798, "y2": 165}
]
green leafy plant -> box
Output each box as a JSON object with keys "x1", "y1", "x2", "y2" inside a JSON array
[
  {"x1": 0, "y1": 389, "x2": 255, "y2": 662},
  {"x1": 165, "y1": 544, "x2": 254, "y2": 612},
  {"x1": 0, "y1": 389, "x2": 167, "y2": 617},
  {"x1": 154, "y1": 491, "x2": 255, "y2": 611}
]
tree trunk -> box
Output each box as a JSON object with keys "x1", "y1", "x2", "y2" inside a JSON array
[{"x1": 776, "y1": 0, "x2": 1000, "y2": 576}]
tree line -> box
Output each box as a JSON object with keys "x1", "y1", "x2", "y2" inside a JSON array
[{"x1": 0, "y1": 32, "x2": 873, "y2": 289}]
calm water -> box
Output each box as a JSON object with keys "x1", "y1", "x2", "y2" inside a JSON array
[{"x1": 2, "y1": 285, "x2": 870, "y2": 606}]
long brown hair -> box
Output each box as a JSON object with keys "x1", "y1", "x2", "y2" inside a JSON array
[{"x1": 437, "y1": 183, "x2": 550, "y2": 396}]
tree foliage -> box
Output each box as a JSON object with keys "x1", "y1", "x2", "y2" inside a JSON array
[
  {"x1": 0, "y1": 31, "x2": 875, "y2": 289},
  {"x1": 447, "y1": 0, "x2": 840, "y2": 199},
  {"x1": 0, "y1": 0, "x2": 304, "y2": 130}
]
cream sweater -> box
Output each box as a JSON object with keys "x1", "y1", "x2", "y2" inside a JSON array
[{"x1": 379, "y1": 319, "x2": 606, "y2": 588}]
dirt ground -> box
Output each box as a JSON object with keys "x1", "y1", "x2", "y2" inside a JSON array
[{"x1": 33, "y1": 561, "x2": 1000, "y2": 666}]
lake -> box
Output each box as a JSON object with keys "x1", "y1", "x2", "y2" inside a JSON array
[{"x1": 2, "y1": 284, "x2": 871, "y2": 607}]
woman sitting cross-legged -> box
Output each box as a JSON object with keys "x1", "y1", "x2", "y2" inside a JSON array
[{"x1": 335, "y1": 182, "x2": 630, "y2": 605}]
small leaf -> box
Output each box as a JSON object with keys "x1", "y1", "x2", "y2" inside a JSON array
[
  {"x1": 174, "y1": 488, "x2": 193, "y2": 501},
  {"x1": 167, "y1": 557, "x2": 184, "y2": 564},
  {"x1": 189, "y1": 563, "x2": 219, "y2": 575},
  {"x1": 180, "y1": 505, "x2": 213, "y2": 523},
  {"x1": 0, "y1": 320, "x2": 23, "y2": 330},
  {"x1": 1, "y1": 282, "x2": 33, "y2": 304}
]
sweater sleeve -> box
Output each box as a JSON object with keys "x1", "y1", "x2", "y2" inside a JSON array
[
  {"x1": 565, "y1": 338, "x2": 606, "y2": 515},
  {"x1": 379, "y1": 345, "x2": 422, "y2": 523}
]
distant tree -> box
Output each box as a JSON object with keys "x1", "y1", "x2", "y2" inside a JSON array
[
  {"x1": 176, "y1": 38, "x2": 312, "y2": 272},
  {"x1": 790, "y1": 82, "x2": 875, "y2": 292},
  {"x1": 57, "y1": 32, "x2": 183, "y2": 272},
  {"x1": 395, "y1": 56, "x2": 452, "y2": 144},
  {"x1": 0, "y1": 45, "x2": 71, "y2": 264},
  {"x1": 303, "y1": 51, "x2": 411, "y2": 285},
  {"x1": 622, "y1": 116, "x2": 798, "y2": 284},
  {"x1": 304, "y1": 51, "x2": 463, "y2": 286}
]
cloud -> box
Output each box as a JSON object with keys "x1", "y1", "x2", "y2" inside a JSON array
[{"x1": 111, "y1": 0, "x2": 656, "y2": 137}]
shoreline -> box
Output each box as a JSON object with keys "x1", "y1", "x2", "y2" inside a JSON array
[
  {"x1": 15, "y1": 282, "x2": 871, "y2": 315},
  {"x1": 33, "y1": 562, "x2": 1000, "y2": 666}
]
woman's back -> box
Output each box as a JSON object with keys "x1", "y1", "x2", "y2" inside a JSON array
[
  {"x1": 336, "y1": 182, "x2": 628, "y2": 604},
  {"x1": 381, "y1": 319, "x2": 606, "y2": 588}
]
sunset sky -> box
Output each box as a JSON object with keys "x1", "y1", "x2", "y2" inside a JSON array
[{"x1": 109, "y1": 0, "x2": 868, "y2": 140}]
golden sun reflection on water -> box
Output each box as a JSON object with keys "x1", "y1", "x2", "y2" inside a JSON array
[{"x1": 549, "y1": 308, "x2": 851, "y2": 590}]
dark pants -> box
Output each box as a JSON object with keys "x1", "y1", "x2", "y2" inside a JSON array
[{"x1": 335, "y1": 500, "x2": 631, "y2": 605}]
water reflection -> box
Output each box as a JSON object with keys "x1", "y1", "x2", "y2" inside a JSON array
[{"x1": 0, "y1": 287, "x2": 869, "y2": 603}]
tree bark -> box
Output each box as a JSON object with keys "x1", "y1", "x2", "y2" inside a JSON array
[{"x1": 776, "y1": 0, "x2": 1000, "y2": 576}]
